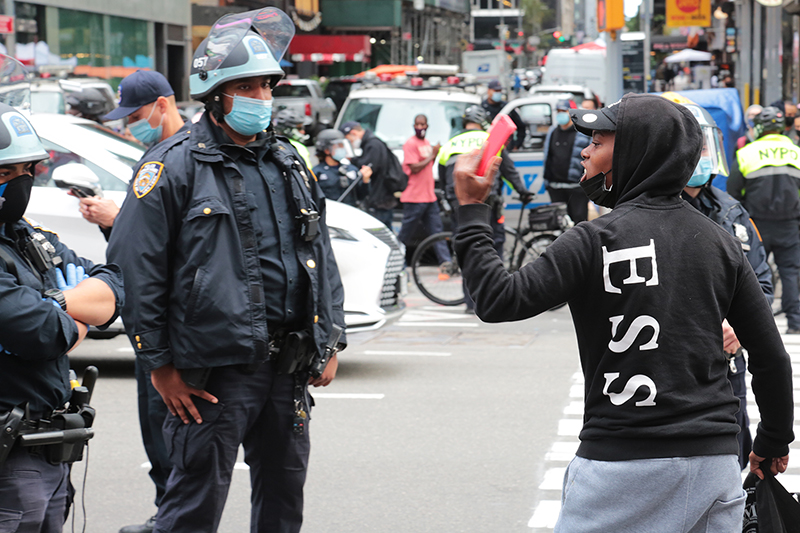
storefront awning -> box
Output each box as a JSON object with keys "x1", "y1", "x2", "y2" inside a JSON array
[{"x1": 289, "y1": 35, "x2": 371, "y2": 63}]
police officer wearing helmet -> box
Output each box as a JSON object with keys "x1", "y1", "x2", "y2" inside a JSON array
[
  {"x1": 312, "y1": 128, "x2": 371, "y2": 207},
  {"x1": 676, "y1": 101, "x2": 773, "y2": 470},
  {"x1": 0, "y1": 94, "x2": 123, "y2": 530},
  {"x1": 437, "y1": 105, "x2": 533, "y2": 312},
  {"x1": 106, "y1": 8, "x2": 345, "y2": 533},
  {"x1": 728, "y1": 106, "x2": 800, "y2": 334},
  {"x1": 272, "y1": 107, "x2": 312, "y2": 168}
]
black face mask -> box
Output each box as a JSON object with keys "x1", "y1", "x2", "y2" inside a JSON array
[
  {"x1": 0, "y1": 174, "x2": 34, "y2": 224},
  {"x1": 787, "y1": 116, "x2": 797, "y2": 128},
  {"x1": 579, "y1": 169, "x2": 616, "y2": 208}
]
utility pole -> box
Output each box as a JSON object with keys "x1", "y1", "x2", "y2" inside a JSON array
[
  {"x1": 641, "y1": 0, "x2": 652, "y2": 92},
  {"x1": 3, "y1": 0, "x2": 14, "y2": 58}
]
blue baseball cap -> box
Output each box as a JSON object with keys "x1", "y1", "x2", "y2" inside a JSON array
[
  {"x1": 103, "y1": 70, "x2": 175, "y2": 121},
  {"x1": 339, "y1": 121, "x2": 361, "y2": 135}
]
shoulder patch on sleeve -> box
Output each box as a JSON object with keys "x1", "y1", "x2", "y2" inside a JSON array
[
  {"x1": 133, "y1": 161, "x2": 164, "y2": 199},
  {"x1": 22, "y1": 217, "x2": 59, "y2": 237}
]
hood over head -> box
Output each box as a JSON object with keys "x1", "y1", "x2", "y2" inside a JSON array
[{"x1": 608, "y1": 93, "x2": 702, "y2": 208}]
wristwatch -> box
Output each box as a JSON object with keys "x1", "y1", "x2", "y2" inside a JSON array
[{"x1": 44, "y1": 288, "x2": 67, "y2": 311}]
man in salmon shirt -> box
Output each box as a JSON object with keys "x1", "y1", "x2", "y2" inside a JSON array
[{"x1": 398, "y1": 114, "x2": 451, "y2": 270}]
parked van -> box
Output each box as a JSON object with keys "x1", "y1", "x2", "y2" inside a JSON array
[{"x1": 541, "y1": 48, "x2": 607, "y2": 103}]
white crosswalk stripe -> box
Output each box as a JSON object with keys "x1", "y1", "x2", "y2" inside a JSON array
[{"x1": 527, "y1": 314, "x2": 800, "y2": 530}]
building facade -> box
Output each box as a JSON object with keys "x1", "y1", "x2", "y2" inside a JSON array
[{"x1": 3, "y1": 0, "x2": 191, "y2": 99}]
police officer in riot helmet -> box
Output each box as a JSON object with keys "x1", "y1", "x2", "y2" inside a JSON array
[
  {"x1": 675, "y1": 100, "x2": 773, "y2": 470},
  {"x1": 0, "y1": 75, "x2": 123, "y2": 531},
  {"x1": 312, "y1": 128, "x2": 371, "y2": 207},
  {"x1": 107, "y1": 9, "x2": 345, "y2": 533},
  {"x1": 273, "y1": 107, "x2": 311, "y2": 167}
]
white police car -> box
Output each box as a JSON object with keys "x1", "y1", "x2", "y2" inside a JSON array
[{"x1": 25, "y1": 113, "x2": 406, "y2": 337}]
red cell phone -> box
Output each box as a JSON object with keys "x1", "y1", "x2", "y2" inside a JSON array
[{"x1": 477, "y1": 114, "x2": 517, "y2": 178}]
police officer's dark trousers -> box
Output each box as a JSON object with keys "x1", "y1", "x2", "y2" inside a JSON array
[
  {"x1": 135, "y1": 358, "x2": 172, "y2": 507},
  {"x1": 0, "y1": 445, "x2": 69, "y2": 532},
  {"x1": 755, "y1": 218, "x2": 800, "y2": 330},
  {"x1": 153, "y1": 362, "x2": 310, "y2": 533}
]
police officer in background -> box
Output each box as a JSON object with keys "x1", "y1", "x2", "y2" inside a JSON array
[
  {"x1": 312, "y1": 128, "x2": 371, "y2": 207},
  {"x1": 272, "y1": 107, "x2": 312, "y2": 168},
  {"x1": 437, "y1": 105, "x2": 533, "y2": 312},
  {"x1": 0, "y1": 92, "x2": 123, "y2": 530},
  {"x1": 728, "y1": 106, "x2": 800, "y2": 334},
  {"x1": 73, "y1": 69, "x2": 186, "y2": 533},
  {"x1": 481, "y1": 79, "x2": 525, "y2": 150},
  {"x1": 107, "y1": 9, "x2": 345, "y2": 533}
]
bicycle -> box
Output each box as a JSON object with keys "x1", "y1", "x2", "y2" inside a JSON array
[
  {"x1": 504, "y1": 198, "x2": 574, "y2": 273},
  {"x1": 410, "y1": 198, "x2": 573, "y2": 307}
]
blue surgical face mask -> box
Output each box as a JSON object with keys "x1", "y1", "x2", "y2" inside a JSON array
[
  {"x1": 491, "y1": 92, "x2": 503, "y2": 103},
  {"x1": 223, "y1": 93, "x2": 273, "y2": 136},
  {"x1": 556, "y1": 112, "x2": 570, "y2": 126},
  {"x1": 687, "y1": 156, "x2": 714, "y2": 187},
  {"x1": 128, "y1": 103, "x2": 163, "y2": 145},
  {"x1": 332, "y1": 147, "x2": 347, "y2": 161}
]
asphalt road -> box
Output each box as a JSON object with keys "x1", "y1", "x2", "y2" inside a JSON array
[{"x1": 66, "y1": 283, "x2": 582, "y2": 533}]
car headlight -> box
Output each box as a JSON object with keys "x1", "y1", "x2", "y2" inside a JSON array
[{"x1": 328, "y1": 226, "x2": 358, "y2": 241}]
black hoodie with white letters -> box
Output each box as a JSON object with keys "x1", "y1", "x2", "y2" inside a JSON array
[{"x1": 455, "y1": 93, "x2": 794, "y2": 461}]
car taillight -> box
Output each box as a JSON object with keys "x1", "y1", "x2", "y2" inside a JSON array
[{"x1": 305, "y1": 103, "x2": 311, "y2": 116}]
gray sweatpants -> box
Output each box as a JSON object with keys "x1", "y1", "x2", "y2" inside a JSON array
[{"x1": 555, "y1": 455, "x2": 745, "y2": 533}]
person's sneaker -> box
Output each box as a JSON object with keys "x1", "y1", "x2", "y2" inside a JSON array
[
  {"x1": 787, "y1": 328, "x2": 800, "y2": 335},
  {"x1": 119, "y1": 516, "x2": 156, "y2": 533},
  {"x1": 438, "y1": 261, "x2": 453, "y2": 280}
]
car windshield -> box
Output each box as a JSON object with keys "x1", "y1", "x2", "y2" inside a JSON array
[
  {"x1": 273, "y1": 84, "x2": 312, "y2": 98},
  {"x1": 533, "y1": 89, "x2": 585, "y2": 104},
  {"x1": 339, "y1": 96, "x2": 475, "y2": 149},
  {"x1": 31, "y1": 91, "x2": 66, "y2": 114},
  {"x1": 73, "y1": 123, "x2": 145, "y2": 168}
]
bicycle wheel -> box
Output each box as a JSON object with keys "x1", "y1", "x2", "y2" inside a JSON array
[
  {"x1": 512, "y1": 234, "x2": 556, "y2": 272},
  {"x1": 411, "y1": 232, "x2": 465, "y2": 306},
  {"x1": 503, "y1": 227, "x2": 520, "y2": 271}
]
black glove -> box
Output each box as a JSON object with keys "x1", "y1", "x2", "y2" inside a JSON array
[{"x1": 520, "y1": 192, "x2": 535, "y2": 205}]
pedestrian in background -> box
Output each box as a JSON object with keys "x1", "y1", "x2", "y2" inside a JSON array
[
  {"x1": 341, "y1": 121, "x2": 405, "y2": 229},
  {"x1": 312, "y1": 128, "x2": 370, "y2": 207},
  {"x1": 728, "y1": 106, "x2": 800, "y2": 334},
  {"x1": 736, "y1": 104, "x2": 763, "y2": 149},
  {"x1": 108, "y1": 9, "x2": 346, "y2": 532},
  {"x1": 73, "y1": 69, "x2": 186, "y2": 533},
  {"x1": 397, "y1": 114, "x2": 450, "y2": 269},
  {"x1": 542, "y1": 98, "x2": 591, "y2": 223},
  {"x1": 273, "y1": 108, "x2": 312, "y2": 168},
  {"x1": 453, "y1": 94, "x2": 793, "y2": 531}
]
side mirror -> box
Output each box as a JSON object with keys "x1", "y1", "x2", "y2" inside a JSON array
[{"x1": 51, "y1": 163, "x2": 104, "y2": 198}]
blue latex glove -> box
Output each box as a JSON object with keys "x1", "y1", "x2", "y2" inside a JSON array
[{"x1": 56, "y1": 263, "x2": 88, "y2": 291}]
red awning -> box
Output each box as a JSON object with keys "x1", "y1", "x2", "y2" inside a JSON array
[{"x1": 289, "y1": 35, "x2": 371, "y2": 63}]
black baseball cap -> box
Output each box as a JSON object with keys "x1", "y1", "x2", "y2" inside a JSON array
[
  {"x1": 570, "y1": 102, "x2": 619, "y2": 136},
  {"x1": 487, "y1": 79, "x2": 502, "y2": 91},
  {"x1": 103, "y1": 70, "x2": 175, "y2": 121}
]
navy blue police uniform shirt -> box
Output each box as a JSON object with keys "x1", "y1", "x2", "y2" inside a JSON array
[
  {"x1": 0, "y1": 219, "x2": 124, "y2": 415},
  {"x1": 312, "y1": 162, "x2": 361, "y2": 207},
  {"x1": 212, "y1": 126, "x2": 308, "y2": 327}
]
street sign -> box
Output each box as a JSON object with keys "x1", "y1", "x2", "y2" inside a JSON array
[{"x1": 0, "y1": 16, "x2": 14, "y2": 35}]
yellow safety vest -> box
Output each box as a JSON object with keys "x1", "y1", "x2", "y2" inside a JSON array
[
  {"x1": 737, "y1": 134, "x2": 800, "y2": 177},
  {"x1": 289, "y1": 139, "x2": 312, "y2": 170},
  {"x1": 437, "y1": 130, "x2": 491, "y2": 167}
]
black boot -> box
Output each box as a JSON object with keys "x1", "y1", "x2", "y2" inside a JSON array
[{"x1": 119, "y1": 516, "x2": 156, "y2": 533}]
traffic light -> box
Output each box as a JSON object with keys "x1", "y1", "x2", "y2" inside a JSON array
[
  {"x1": 553, "y1": 31, "x2": 566, "y2": 42},
  {"x1": 517, "y1": 30, "x2": 524, "y2": 39}
]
